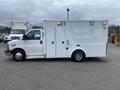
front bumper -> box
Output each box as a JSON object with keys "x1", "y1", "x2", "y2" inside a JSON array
[
  {"x1": 5, "y1": 44, "x2": 11, "y2": 56},
  {"x1": 4, "y1": 40, "x2": 11, "y2": 43},
  {"x1": 5, "y1": 50, "x2": 11, "y2": 56}
]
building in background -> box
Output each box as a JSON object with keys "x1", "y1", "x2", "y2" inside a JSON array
[{"x1": 108, "y1": 25, "x2": 120, "y2": 46}]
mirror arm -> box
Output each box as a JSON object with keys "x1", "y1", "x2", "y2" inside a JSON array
[{"x1": 23, "y1": 34, "x2": 27, "y2": 40}]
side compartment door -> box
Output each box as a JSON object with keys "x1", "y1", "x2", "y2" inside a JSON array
[
  {"x1": 45, "y1": 27, "x2": 56, "y2": 58},
  {"x1": 23, "y1": 30, "x2": 43, "y2": 57},
  {"x1": 56, "y1": 27, "x2": 66, "y2": 57}
]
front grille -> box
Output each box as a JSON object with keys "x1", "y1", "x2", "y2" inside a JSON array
[{"x1": 11, "y1": 36, "x2": 20, "y2": 40}]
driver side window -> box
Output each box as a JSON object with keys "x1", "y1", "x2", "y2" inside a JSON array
[{"x1": 26, "y1": 30, "x2": 41, "y2": 40}]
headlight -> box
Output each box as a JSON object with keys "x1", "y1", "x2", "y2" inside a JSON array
[{"x1": 11, "y1": 44, "x2": 16, "y2": 47}]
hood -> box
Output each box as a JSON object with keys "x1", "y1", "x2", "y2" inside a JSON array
[
  {"x1": 9, "y1": 34, "x2": 23, "y2": 37},
  {"x1": 8, "y1": 39, "x2": 23, "y2": 45}
]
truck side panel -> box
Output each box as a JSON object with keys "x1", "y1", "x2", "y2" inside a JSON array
[
  {"x1": 44, "y1": 21, "x2": 108, "y2": 58},
  {"x1": 65, "y1": 21, "x2": 108, "y2": 57}
]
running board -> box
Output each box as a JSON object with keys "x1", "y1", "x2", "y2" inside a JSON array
[{"x1": 26, "y1": 54, "x2": 46, "y2": 59}]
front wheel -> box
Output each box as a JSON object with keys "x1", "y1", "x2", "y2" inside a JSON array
[
  {"x1": 13, "y1": 50, "x2": 26, "y2": 62},
  {"x1": 71, "y1": 50, "x2": 86, "y2": 62}
]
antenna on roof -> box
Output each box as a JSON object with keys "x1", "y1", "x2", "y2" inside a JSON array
[{"x1": 66, "y1": 8, "x2": 70, "y2": 21}]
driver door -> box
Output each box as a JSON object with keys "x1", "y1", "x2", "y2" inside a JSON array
[{"x1": 23, "y1": 30, "x2": 43, "y2": 57}]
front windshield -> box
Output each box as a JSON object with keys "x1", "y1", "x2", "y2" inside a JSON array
[{"x1": 11, "y1": 29, "x2": 26, "y2": 34}]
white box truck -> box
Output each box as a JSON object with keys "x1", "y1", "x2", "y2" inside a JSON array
[
  {"x1": 3, "y1": 20, "x2": 32, "y2": 42},
  {"x1": 5, "y1": 20, "x2": 108, "y2": 62}
]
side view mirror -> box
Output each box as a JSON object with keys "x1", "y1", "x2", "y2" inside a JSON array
[{"x1": 23, "y1": 34, "x2": 27, "y2": 40}]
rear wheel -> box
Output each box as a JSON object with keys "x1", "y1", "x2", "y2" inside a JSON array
[
  {"x1": 72, "y1": 50, "x2": 86, "y2": 62},
  {"x1": 13, "y1": 50, "x2": 26, "y2": 62}
]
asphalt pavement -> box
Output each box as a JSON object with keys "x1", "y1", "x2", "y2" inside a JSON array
[{"x1": 0, "y1": 43, "x2": 120, "y2": 90}]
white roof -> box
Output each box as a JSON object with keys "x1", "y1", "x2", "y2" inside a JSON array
[{"x1": 11, "y1": 20, "x2": 28, "y2": 23}]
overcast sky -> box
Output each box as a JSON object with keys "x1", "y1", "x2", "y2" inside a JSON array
[{"x1": 0, "y1": 0, "x2": 120, "y2": 26}]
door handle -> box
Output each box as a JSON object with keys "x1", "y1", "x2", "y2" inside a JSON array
[
  {"x1": 62, "y1": 41, "x2": 64, "y2": 44},
  {"x1": 67, "y1": 40, "x2": 69, "y2": 45},
  {"x1": 40, "y1": 41, "x2": 43, "y2": 44},
  {"x1": 52, "y1": 41, "x2": 54, "y2": 44}
]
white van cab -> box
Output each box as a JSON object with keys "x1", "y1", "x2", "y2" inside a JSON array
[{"x1": 5, "y1": 20, "x2": 108, "y2": 62}]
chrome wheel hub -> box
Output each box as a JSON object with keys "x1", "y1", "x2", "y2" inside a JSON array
[
  {"x1": 15, "y1": 52, "x2": 23, "y2": 61},
  {"x1": 75, "y1": 53, "x2": 82, "y2": 61}
]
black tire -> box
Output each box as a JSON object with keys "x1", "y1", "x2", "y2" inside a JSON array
[
  {"x1": 13, "y1": 49, "x2": 26, "y2": 62},
  {"x1": 71, "y1": 50, "x2": 86, "y2": 62}
]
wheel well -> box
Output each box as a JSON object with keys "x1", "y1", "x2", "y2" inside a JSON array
[
  {"x1": 11, "y1": 48, "x2": 26, "y2": 55},
  {"x1": 71, "y1": 49, "x2": 86, "y2": 57}
]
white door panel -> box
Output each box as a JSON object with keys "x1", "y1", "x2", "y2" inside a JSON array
[
  {"x1": 56, "y1": 27, "x2": 66, "y2": 57},
  {"x1": 24, "y1": 40, "x2": 43, "y2": 56},
  {"x1": 23, "y1": 30, "x2": 43, "y2": 57},
  {"x1": 46, "y1": 28, "x2": 55, "y2": 57}
]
